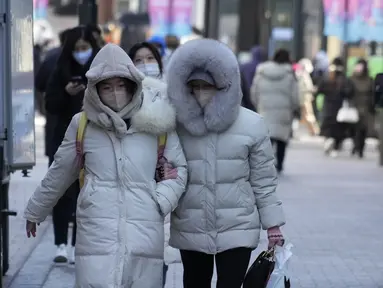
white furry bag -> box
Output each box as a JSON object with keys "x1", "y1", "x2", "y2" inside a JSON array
[{"x1": 336, "y1": 100, "x2": 359, "y2": 124}]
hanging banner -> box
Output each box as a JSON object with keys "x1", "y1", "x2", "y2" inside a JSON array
[
  {"x1": 148, "y1": 0, "x2": 193, "y2": 37},
  {"x1": 323, "y1": 0, "x2": 383, "y2": 42},
  {"x1": 33, "y1": 0, "x2": 48, "y2": 20}
]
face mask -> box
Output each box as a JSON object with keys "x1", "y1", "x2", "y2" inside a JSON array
[
  {"x1": 99, "y1": 88, "x2": 132, "y2": 112},
  {"x1": 73, "y1": 48, "x2": 93, "y2": 65},
  {"x1": 136, "y1": 63, "x2": 161, "y2": 78},
  {"x1": 193, "y1": 89, "x2": 216, "y2": 108}
]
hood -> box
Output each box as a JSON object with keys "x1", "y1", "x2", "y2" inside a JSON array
[
  {"x1": 83, "y1": 43, "x2": 176, "y2": 137},
  {"x1": 298, "y1": 58, "x2": 314, "y2": 74},
  {"x1": 251, "y1": 46, "x2": 267, "y2": 62},
  {"x1": 256, "y1": 61, "x2": 294, "y2": 81},
  {"x1": 166, "y1": 38, "x2": 242, "y2": 136},
  {"x1": 314, "y1": 50, "x2": 329, "y2": 72},
  {"x1": 148, "y1": 35, "x2": 166, "y2": 56}
]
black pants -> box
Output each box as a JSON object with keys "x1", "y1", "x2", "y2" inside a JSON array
[
  {"x1": 180, "y1": 247, "x2": 252, "y2": 288},
  {"x1": 49, "y1": 156, "x2": 78, "y2": 246},
  {"x1": 353, "y1": 123, "x2": 367, "y2": 157},
  {"x1": 270, "y1": 138, "x2": 287, "y2": 172}
]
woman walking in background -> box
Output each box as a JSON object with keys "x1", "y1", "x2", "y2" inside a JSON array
[
  {"x1": 44, "y1": 26, "x2": 101, "y2": 264},
  {"x1": 129, "y1": 41, "x2": 177, "y2": 287},
  {"x1": 350, "y1": 59, "x2": 375, "y2": 158},
  {"x1": 317, "y1": 57, "x2": 354, "y2": 158},
  {"x1": 251, "y1": 49, "x2": 300, "y2": 173}
]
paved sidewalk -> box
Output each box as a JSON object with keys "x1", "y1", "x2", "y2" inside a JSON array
[
  {"x1": 3, "y1": 115, "x2": 50, "y2": 286},
  {"x1": 6, "y1": 133, "x2": 383, "y2": 287}
]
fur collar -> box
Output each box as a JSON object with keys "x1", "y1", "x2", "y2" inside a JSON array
[
  {"x1": 166, "y1": 39, "x2": 242, "y2": 136},
  {"x1": 83, "y1": 44, "x2": 175, "y2": 137}
]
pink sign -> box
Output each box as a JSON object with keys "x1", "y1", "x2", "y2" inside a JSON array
[{"x1": 148, "y1": 0, "x2": 193, "y2": 37}]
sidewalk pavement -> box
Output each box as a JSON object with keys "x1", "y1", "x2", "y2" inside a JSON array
[
  {"x1": 5, "y1": 116, "x2": 383, "y2": 287},
  {"x1": 3, "y1": 115, "x2": 49, "y2": 287}
]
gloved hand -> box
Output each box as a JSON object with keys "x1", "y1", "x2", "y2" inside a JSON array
[{"x1": 267, "y1": 226, "x2": 284, "y2": 249}]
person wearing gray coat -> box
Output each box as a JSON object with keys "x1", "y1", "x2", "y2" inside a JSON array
[
  {"x1": 166, "y1": 38, "x2": 285, "y2": 288},
  {"x1": 250, "y1": 49, "x2": 300, "y2": 172}
]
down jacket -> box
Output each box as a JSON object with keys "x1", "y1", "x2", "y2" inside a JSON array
[
  {"x1": 141, "y1": 75, "x2": 182, "y2": 264},
  {"x1": 251, "y1": 61, "x2": 300, "y2": 142},
  {"x1": 166, "y1": 39, "x2": 285, "y2": 254},
  {"x1": 24, "y1": 44, "x2": 187, "y2": 287}
]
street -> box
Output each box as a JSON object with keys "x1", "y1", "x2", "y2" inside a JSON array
[{"x1": 3, "y1": 115, "x2": 383, "y2": 287}]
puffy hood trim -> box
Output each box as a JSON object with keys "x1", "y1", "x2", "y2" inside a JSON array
[
  {"x1": 166, "y1": 39, "x2": 242, "y2": 136},
  {"x1": 83, "y1": 44, "x2": 176, "y2": 137}
]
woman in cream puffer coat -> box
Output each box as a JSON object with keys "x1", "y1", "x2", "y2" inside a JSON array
[
  {"x1": 166, "y1": 38, "x2": 285, "y2": 288},
  {"x1": 24, "y1": 44, "x2": 187, "y2": 288}
]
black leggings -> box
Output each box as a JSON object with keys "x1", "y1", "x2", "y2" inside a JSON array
[
  {"x1": 180, "y1": 247, "x2": 252, "y2": 288},
  {"x1": 271, "y1": 138, "x2": 287, "y2": 172}
]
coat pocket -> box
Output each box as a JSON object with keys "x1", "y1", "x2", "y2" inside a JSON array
[{"x1": 78, "y1": 177, "x2": 95, "y2": 211}]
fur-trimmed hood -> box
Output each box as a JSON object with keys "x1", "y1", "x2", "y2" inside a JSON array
[
  {"x1": 83, "y1": 43, "x2": 176, "y2": 137},
  {"x1": 166, "y1": 39, "x2": 242, "y2": 136}
]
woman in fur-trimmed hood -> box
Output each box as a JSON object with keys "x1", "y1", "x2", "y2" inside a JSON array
[
  {"x1": 166, "y1": 38, "x2": 285, "y2": 288},
  {"x1": 24, "y1": 44, "x2": 187, "y2": 287}
]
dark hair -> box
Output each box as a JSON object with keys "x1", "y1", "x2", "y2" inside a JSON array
[
  {"x1": 128, "y1": 42, "x2": 164, "y2": 75},
  {"x1": 56, "y1": 26, "x2": 100, "y2": 80},
  {"x1": 356, "y1": 58, "x2": 369, "y2": 76},
  {"x1": 273, "y1": 49, "x2": 291, "y2": 64},
  {"x1": 58, "y1": 29, "x2": 70, "y2": 46}
]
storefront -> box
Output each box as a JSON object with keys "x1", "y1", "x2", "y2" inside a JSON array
[{"x1": 236, "y1": 0, "x2": 323, "y2": 60}]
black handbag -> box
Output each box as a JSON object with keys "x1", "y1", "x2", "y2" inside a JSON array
[{"x1": 243, "y1": 249, "x2": 275, "y2": 288}]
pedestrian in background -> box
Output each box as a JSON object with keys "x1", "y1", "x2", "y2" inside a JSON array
[
  {"x1": 166, "y1": 38, "x2": 285, "y2": 288},
  {"x1": 240, "y1": 46, "x2": 267, "y2": 92},
  {"x1": 375, "y1": 73, "x2": 383, "y2": 166},
  {"x1": 129, "y1": 41, "x2": 175, "y2": 287},
  {"x1": 250, "y1": 49, "x2": 300, "y2": 173},
  {"x1": 25, "y1": 43, "x2": 187, "y2": 287},
  {"x1": 296, "y1": 58, "x2": 320, "y2": 135},
  {"x1": 316, "y1": 57, "x2": 354, "y2": 158},
  {"x1": 44, "y1": 25, "x2": 101, "y2": 264},
  {"x1": 350, "y1": 59, "x2": 375, "y2": 158}
]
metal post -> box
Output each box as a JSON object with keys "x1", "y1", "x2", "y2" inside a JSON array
[
  {"x1": 79, "y1": 0, "x2": 98, "y2": 26},
  {"x1": 203, "y1": 0, "x2": 219, "y2": 38},
  {"x1": 343, "y1": 0, "x2": 349, "y2": 71}
]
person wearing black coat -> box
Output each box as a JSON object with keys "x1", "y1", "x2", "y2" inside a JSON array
[
  {"x1": 316, "y1": 58, "x2": 354, "y2": 157},
  {"x1": 240, "y1": 70, "x2": 256, "y2": 111},
  {"x1": 35, "y1": 29, "x2": 69, "y2": 160},
  {"x1": 375, "y1": 73, "x2": 383, "y2": 166},
  {"x1": 44, "y1": 25, "x2": 101, "y2": 264}
]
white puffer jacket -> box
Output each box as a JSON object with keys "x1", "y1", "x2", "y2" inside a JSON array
[{"x1": 24, "y1": 44, "x2": 187, "y2": 287}]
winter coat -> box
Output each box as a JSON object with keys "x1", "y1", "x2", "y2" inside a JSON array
[
  {"x1": 240, "y1": 46, "x2": 267, "y2": 91},
  {"x1": 141, "y1": 75, "x2": 182, "y2": 265},
  {"x1": 24, "y1": 44, "x2": 188, "y2": 288},
  {"x1": 317, "y1": 74, "x2": 354, "y2": 138},
  {"x1": 350, "y1": 74, "x2": 375, "y2": 128},
  {"x1": 166, "y1": 39, "x2": 285, "y2": 254},
  {"x1": 35, "y1": 47, "x2": 61, "y2": 158},
  {"x1": 44, "y1": 47, "x2": 97, "y2": 160},
  {"x1": 250, "y1": 61, "x2": 300, "y2": 142},
  {"x1": 376, "y1": 73, "x2": 383, "y2": 108}
]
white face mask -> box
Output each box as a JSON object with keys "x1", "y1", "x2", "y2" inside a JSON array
[
  {"x1": 136, "y1": 63, "x2": 161, "y2": 78},
  {"x1": 99, "y1": 88, "x2": 132, "y2": 112},
  {"x1": 193, "y1": 88, "x2": 216, "y2": 108}
]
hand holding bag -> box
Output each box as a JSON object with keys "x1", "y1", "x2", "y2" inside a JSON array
[
  {"x1": 243, "y1": 248, "x2": 275, "y2": 288},
  {"x1": 336, "y1": 100, "x2": 359, "y2": 123}
]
